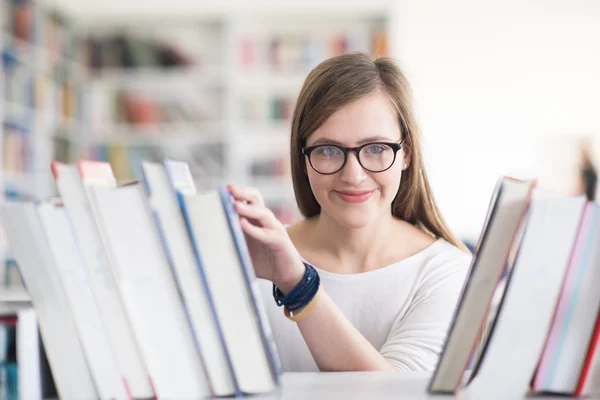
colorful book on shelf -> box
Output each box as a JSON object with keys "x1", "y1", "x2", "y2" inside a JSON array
[
  {"x1": 141, "y1": 160, "x2": 237, "y2": 397},
  {"x1": 178, "y1": 184, "x2": 281, "y2": 395},
  {"x1": 428, "y1": 176, "x2": 535, "y2": 394},
  {"x1": 51, "y1": 161, "x2": 155, "y2": 399},
  {"x1": 85, "y1": 173, "x2": 210, "y2": 399},
  {"x1": 576, "y1": 311, "x2": 600, "y2": 397},
  {"x1": 463, "y1": 190, "x2": 587, "y2": 398},
  {"x1": 532, "y1": 202, "x2": 600, "y2": 395}
]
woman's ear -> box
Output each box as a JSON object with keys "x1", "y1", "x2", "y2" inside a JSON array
[{"x1": 401, "y1": 144, "x2": 412, "y2": 170}]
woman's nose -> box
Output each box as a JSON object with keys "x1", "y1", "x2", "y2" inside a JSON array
[{"x1": 340, "y1": 152, "x2": 367, "y2": 185}]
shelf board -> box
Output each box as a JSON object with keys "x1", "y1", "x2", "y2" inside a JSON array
[
  {"x1": 56, "y1": 123, "x2": 227, "y2": 146},
  {"x1": 2, "y1": 172, "x2": 52, "y2": 199},
  {"x1": 69, "y1": 1, "x2": 394, "y2": 20},
  {"x1": 237, "y1": 72, "x2": 306, "y2": 91},
  {"x1": 1, "y1": 32, "x2": 36, "y2": 67},
  {"x1": 239, "y1": 121, "x2": 292, "y2": 137},
  {"x1": 1, "y1": 31, "x2": 84, "y2": 77},
  {"x1": 89, "y1": 66, "x2": 225, "y2": 88},
  {"x1": 0, "y1": 288, "x2": 30, "y2": 303}
]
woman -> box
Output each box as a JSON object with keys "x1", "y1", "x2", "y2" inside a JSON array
[{"x1": 228, "y1": 53, "x2": 471, "y2": 372}]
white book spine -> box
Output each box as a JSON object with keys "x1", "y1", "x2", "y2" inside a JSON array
[
  {"x1": 54, "y1": 164, "x2": 154, "y2": 398},
  {"x1": 90, "y1": 184, "x2": 210, "y2": 399},
  {"x1": 17, "y1": 308, "x2": 42, "y2": 400},
  {"x1": 142, "y1": 162, "x2": 236, "y2": 396},
  {"x1": 183, "y1": 191, "x2": 275, "y2": 394},
  {"x1": 36, "y1": 204, "x2": 130, "y2": 400},
  {"x1": 1, "y1": 204, "x2": 98, "y2": 399}
]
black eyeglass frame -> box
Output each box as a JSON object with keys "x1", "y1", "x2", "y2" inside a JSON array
[{"x1": 302, "y1": 138, "x2": 406, "y2": 175}]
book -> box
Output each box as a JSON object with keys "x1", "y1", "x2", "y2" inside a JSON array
[
  {"x1": 52, "y1": 162, "x2": 155, "y2": 399},
  {"x1": 0, "y1": 202, "x2": 98, "y2": 399},
  {"x1": 428, "y1": 177, "x2": 535, "y2": 394},
  {"x1": 576, "y1": 312, "x2": 600, "y2": 396},
  {"x1": 179, "y1": 187, "x2": 281, "y2": 394},
  {"x1": 464, "y1": 190, "x2": 587, "y2": 398},
  {"x1": 141, "y1": 161, "x2": 236, "y2": 396},
  {"x1": 219, "y1": 188, "x2": 283, "y2": 381},
  {"x1": 16, "y1": 308, "x2": 42, "y2": 400},
  {"x1": 532, "y1": 202, "x2": 600, "y2": 394},
  {"x1": 36, "y1": 202, "x2": 130, "y2": 400},
  {"x1": 87, "y1": 181, "x2": 210, "y2": 399}
]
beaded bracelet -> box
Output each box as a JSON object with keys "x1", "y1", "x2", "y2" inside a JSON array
[{"x1": 273, "y1": 262, "x2": 321, "y2": 315}]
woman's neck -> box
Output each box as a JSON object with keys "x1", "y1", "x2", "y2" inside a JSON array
[{"x1": 310, "y1": 211, "x2": 399, "y2": 274}]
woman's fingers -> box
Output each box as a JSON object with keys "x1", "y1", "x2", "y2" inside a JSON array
[
  {"x1": 239, "y1": 217, "x2": 269, "y2": 242},
  {"x1": 234, "y1": 201, "x2": 278, "y2": 230},
  {"x1": 227, "y1": 184, "x2": 265, "y2": 206}
]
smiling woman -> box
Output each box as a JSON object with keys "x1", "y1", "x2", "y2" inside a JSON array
[{"x1": 227, "y1": 53, "x2": 471, "y2": 373}]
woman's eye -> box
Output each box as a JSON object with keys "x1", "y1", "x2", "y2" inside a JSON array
[
  {"x1": 316, "y1": 146, "x2": 341, "y2": 157},
  {"x1": 365, "y1": 144, "x2": 386, "y2": 154}
]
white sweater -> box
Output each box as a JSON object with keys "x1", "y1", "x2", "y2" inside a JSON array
[{"x1": 258, "y1": 238, "x2": 471, "y2": 372}]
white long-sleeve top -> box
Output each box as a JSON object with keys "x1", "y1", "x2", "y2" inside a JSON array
[{"x1": 258, "y1": 238, "x2": 471, "y2": 372}]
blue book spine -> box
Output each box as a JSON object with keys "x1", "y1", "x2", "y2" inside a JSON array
[
  {"x1": 176, "y1": 191, "x2": 241, "y2": 396},
  {"x1": 218, "y1": 187, "x2": 283, "y2": 385},
  {"x1": 139, "y1": 166, "x2": 207, "y2": 376}
]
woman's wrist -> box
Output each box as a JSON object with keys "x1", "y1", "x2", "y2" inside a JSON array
[{"x1": 273, "y1": 260, "x2": 307, "y2": 295}]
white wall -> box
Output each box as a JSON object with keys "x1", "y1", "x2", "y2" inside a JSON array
[{"x1": 394, "y1": 0, "x2": 600, "y2": 240}]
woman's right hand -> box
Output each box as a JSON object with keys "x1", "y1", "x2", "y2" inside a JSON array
[{"x1": 227, "y1": 184, "x2": 306, "y2": 294}]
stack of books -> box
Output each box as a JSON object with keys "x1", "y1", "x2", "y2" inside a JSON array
[
  {"x1": 0, "y1": 159, "x2": 281, "y2": 399},
  {"x1": 428, "y1": 177, "x2": 600, "y2": 398}
]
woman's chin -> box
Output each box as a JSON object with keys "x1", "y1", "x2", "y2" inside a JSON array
[{"x1": 330, "y1": 210, "x2": 376, "y2": 229}]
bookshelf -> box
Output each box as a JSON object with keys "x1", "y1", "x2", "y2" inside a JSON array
[
  {"x1": 1, "y1": 0, "x2": 84, "y2": 202},
  {"x1": 0, "y1": 0, "x2": 84, "y2": 300},
  {"x1": 47, "y1": 7, "x2": 395, "y2": 225}
]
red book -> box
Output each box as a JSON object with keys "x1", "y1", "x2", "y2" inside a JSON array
[{"x1": 576, "y1": 311, "x2": 600, "y2": 395}]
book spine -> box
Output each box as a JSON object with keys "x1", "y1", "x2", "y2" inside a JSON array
[
  {"x1": 576, "y1": 312, "x2": 600, "y2": 395},
  {"x1": 218, "y1": 187, "x2": 283, "y2": 384},
  {"x1": 139, "y1": 170, "x2": 214, "y2": 395},
  {"x1": 176, "y1": 191, "x2": 240, "y2": 395}
]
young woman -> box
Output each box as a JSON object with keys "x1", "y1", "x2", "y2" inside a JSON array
[{"x1": 228, "y1": 53, "x2": 471, "y2": 373}]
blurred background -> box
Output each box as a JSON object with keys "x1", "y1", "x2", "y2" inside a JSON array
[{"x1": 0, "y1": 0, "x2": 598, "y2": 263}]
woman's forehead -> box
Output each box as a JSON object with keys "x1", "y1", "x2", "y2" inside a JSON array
[{"x1": 306, "y1": 92, "x2": 401, "y2": 146}]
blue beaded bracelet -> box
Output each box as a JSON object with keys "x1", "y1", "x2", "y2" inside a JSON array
[{"x1": 273, "y1": 262, "x2": 320, "y2": 313}]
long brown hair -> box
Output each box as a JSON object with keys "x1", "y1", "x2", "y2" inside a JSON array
[{"x1": 290, "y1": 53, "x2": 468, "y2": 252}]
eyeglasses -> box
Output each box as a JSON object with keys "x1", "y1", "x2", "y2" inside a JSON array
[{"x1": 302, "y1": 138, "x2": 405, "y2": 175}]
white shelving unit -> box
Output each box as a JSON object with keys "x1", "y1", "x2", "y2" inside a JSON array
[
  {"x1": 0, "y1": 0, "x2": 82, "y2": 299},
  {"x1": 1, "y1": 0, "x2": 84, "y2": 202},
  {"x1": 56, "y1": 6, "x2": 396, "y2": 224}
]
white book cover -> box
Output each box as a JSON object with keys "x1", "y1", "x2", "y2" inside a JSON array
[
  {"x1": 89, "y1": 182, "x2": 210, "y2": 399},
  {"x1": 428, "y1": 177, "x2": 534, "y2": 394},
  {"x1": 16, "y1": 308, "x2": 42, "y2": 400},
  {"x1": 141, "y1": 161, "x2": 236, "y2": 396},
  {"x1": 181, "y1": 190, "x2": 277, "y2": 394},
  {"x1": 0, "y1": 203, "x2": 98, "y2": 400},
  {"x1": 36, "y1": 203, "x2": 130, "y2": 400},
  {"x1": 52, "y1": 162, "x2": 154, "y2": 399},
  {"x1": 465, "y1": 191, "x2": 586, "y2": 398}
]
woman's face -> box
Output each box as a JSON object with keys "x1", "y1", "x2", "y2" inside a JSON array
[{"x1": 304, "y1": 90, "x2": 407, "y2": 229}]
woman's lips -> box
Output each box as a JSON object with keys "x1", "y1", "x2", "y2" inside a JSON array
[{"x1": 335, "y1": 190, "x2": 375, "y2": 203}]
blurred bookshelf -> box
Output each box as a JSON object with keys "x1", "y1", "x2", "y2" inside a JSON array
[
  {"x1": 1, "y1": 0, "x2": 77, "y2": 302},
  {"x1": 46, "y1": 9, "x2": 394, "y2": 226},
  {"x1": 1, "y1": 3, "x2": 394, "y2": 225}
]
